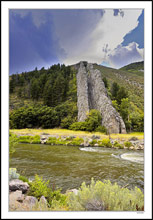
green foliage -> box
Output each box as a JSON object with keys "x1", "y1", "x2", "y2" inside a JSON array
[
  {"x1": 67, "y1": 178, "x2": 144, "y2": 211},
  {"x1": 18, "y1": 135, "x2": 32, "y2": 143},
  {"x1": 103, "y1": 77, "x2": 108, "y2": 88},
  {"x1": 95, "y1": 125, "x2": 107, "y2": 133},
  {"x1": 111, "y1": 82, "x2": 120, "y2": 100},
  {"x1": 116, "y1": 87, "x2": 128, "y2": 105},
  {"x1": 130, "y1": 111, "x2": 144, "y2": 132},
  {"x1": 17, "y1": 135, "x2": 41, "y2": 144},
  {"x1": 69, "y1": 137, "x2": 84, "y2": 146},
  {"x1": 9, "y1": 168, "x2": 20, "y2": 180},
  {"x1": 124, "y1": 141, "x2": 132, "y2": 148},
  {"x1": 30, "y1": 78, "x2": 40, "y2": 100},
  {"x1": 19, "y1": 175, "x2": 29, "y2": 183},
  {"x1": 113, "y1": 141, "x2": 124, "y2": 149},
  {"x1": 85, "y1": 110, "x2": 102, "y2": 132},
  {"x1": 69, "y1": 122, "x2": 88, "y2": 131},
  {"x1": 28, "y1": 175, "x2": 67, "y2": 208},
  {"x1": 112, "y1": 100, "x2": 120, "y2": 112},
  {"x1": 98, "y1": 138, "x2": 112, "y2": 148},
  {"x1": 9, "y1": 62, "x2": 144, "y2": 133},
  {"x1": 46, "y1": 137, "x2": 57, "y2": 145},
  {"x1": 89, "y1": 139, "x2": 98, "y2": 146},
  {"x1": 120, "y1": 61, "x2": 144, "y2": 71},
  {"x1": 9, "y1": 132, "x2": 18, "y2": 156},
  {"x1": 119, "y1": 98, "x2": 130, "y2": 130},
  {"x1": 31, "y1": 135, "x2": 41, "y2": 144},
  {"x1": 28, "y1": 175, "x2": 50, "y2": 200},
  {"x1": 46, "y1": 136, "x2": 84, "y2": 146},
  {"x1": 47, "y1": 189, "x2": 67, "y2": 208},
  {"x1": 9, "y1": 105, "x2": 60, "y2": 129},
  {"x1": 61, "y1": 115, "x2": 75, "y2": 129},
  {"x1": 70, "y1": 110, "x2": 102, "y2": 132}
]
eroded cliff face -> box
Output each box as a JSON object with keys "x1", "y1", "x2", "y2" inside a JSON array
[{"x1": 76, "y1": 61, "x2": 126, "y2": 134}]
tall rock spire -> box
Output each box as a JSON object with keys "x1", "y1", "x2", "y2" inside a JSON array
[{"x1": 76, "y1": 61, "x2": 126, "y2": 134}]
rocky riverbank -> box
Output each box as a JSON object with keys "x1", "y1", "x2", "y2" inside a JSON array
[
  {"x1": 17, "y1": 133, "x2": 144, "y2": 150},
  {"x1": 9, "y1": 179, "x2": 48, "y2": 211}
]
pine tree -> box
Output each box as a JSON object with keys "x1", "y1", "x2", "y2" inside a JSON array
[{"x1": 30, "y1": 78, "x2": 40, "y2": 100}]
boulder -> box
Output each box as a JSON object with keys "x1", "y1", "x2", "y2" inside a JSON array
[
  {"x1": 91, "y1": 135, "x2": 100, "y2": 140},
  {"x1": 9, "y1": 190, "x2": 25, "y2": 203},
  {"x1": 39, "y1": 196, "x2": 48, "y2": 209},
  {"x1": 23, "y1": 196, "x2": 37, "y2": 208},
  {"x1": 9, "y1": 179, "x2": 29, "y2": 193},
  {"x1": 66, "y1": 188, "x2": 78, "y2": 195}
]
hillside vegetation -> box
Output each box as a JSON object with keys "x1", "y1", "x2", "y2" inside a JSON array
[{"x1": 9, "y1": 61, "x2": 144, "y2": 132}]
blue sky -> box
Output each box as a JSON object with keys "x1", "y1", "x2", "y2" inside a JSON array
[{"x1": 9, "y1": 9, "x2": 144, "y2": 74}]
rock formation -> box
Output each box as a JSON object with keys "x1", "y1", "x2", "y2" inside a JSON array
[{"x1": 76, "y1": 61, "x2": 126, "y2": 134}]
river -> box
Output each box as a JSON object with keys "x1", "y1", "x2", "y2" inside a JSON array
[{"x1": 10, "y1": 144, "x2": 144, "y2": 192}]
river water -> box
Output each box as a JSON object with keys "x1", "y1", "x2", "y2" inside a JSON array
[{"x1": 10, "y1": 144, "x2": 144, "y2": 192}]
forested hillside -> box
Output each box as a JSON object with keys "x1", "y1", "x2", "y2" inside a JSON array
[
  {"x1": 9, "y1": 62, "x2": 144, "y2": 132},
  {"x1": 120, "y1": 61, "x2": 144, "y2": 72}
]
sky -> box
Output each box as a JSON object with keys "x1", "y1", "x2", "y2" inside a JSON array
[{"x1": 9, "y1": 9, "x2": 144, "y2": 74}]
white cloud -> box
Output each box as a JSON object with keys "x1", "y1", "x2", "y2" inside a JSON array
[
  {"x1": 107, "y1": 42, "x2": 144, "y2": 69},
  {"x1": 60, "y1": 9, "x2": 143, "y2": 67},
  {"x1": 10, "y1": 9, "x2": 47, "y2": 28}
]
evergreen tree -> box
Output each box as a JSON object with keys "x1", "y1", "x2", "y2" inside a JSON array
[
  {"x1": 43, "y1": 79, "x2": 54, "y2": 107},
  {"x1": 111, "y1": 82, "x2": 120, "y2": 99},
  {"x1": 103, "y1": 77, "x2": 108, "y2": 88},
  {"x1": 30, "y1": 78, "x2": 40, "y2": 100},
  {"x1": 116, "y1": 87, "x2": 128, "y2": 105}
]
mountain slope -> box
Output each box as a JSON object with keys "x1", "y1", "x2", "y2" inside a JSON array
[
  {"x1": 9, "y1": 61, "x2": 144, "y2": 131},
  {"x1": 94, "y1": 63, "x2": 144, "y2": 111}
]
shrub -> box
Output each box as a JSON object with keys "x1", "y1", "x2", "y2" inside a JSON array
[
  {"x1": 67, "y1": 178, "x2": 144, "y2": 211},
  {"x1": 95, "y1": 125, "x2": 107, "y2": 133},
  {"x1": 89, "y1": 139, "x2": 98, "y2": 146},
  {"x1": 98, "y1": 138, "x2": 112, "y2": 148},
  {"x1": 28, "y1": 175, "x2": 67, "y2": 209},
  {"x1": 18, "y1": 135, "x2": 32, "y2": 143},
  {"x1": 47, "y1": 189, "x2": 67, "y2": 208},
  {"x1": 9, "y1": 105, "x2": 60, "y2": 129},
  {"x1": 69, "y1": 110, "x2": 102, "y2": 132},
  {"x1": 46, "y1": 137, "x2": 57, "y2": 145},
  {"x1": 69, "y1": 122, "x2": 87, "y2": 131},
  {"x1": 124, "y1": 141, "x2": 132, "y2": 148},
  {"x1": 19, "y1": 175, "x2": 29, "y2": 183},
  {"x1": 61, "y1": 116, "x2": 75, "y2": 129},
  {"x1": 31, "y1": 135, "x2": 41, "y2": 144},
  {"x1": 28, "y1": 175, "x2": 50, "y2": 200},
  {"x1": 69, "y1": 137, "x2": 84, "y2": 146},
  {"x1": 85, "y1": 110, "x2": 102, "y2": 132},
  {"x1": 113, "y1": 141, "x2": 124, "y2": 149},
  {"x1": 9, "y1": 168, "x2": 20, "y2": 180},
  {"x1": 9, "y1": 132, "x2": 19, "y2": 157}
]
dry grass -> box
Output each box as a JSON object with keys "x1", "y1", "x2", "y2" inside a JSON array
[{"x1": 10, "y1": 128, "x2": 144, "y2": 140}]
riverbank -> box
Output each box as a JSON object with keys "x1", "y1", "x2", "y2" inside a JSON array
[
  {"x1": 9, "y1": 174, "x2": 144, "y2": 211},
  {"x1": 10, "y1": 129, "x2": 144, "y2": 150}
]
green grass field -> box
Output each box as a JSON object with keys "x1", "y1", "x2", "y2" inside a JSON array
[{"x1": 10, "y1": 128, "x2": 144, "y2": 140}]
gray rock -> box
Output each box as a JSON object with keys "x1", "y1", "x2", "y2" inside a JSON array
[
  {"x1": 91, "y1": 135, "x2": 100, "y2": 139},
  {"x1": 9, "y1": 190, "x2": 25, "y2": 203},
  {"x1": 39, "y1": 196, "x2": 47, "y2": 205},
  {"x1": 66, "y1": 188, "x2": 78, "y2": 195},
  {"x1": 9, "y1": 179, "x2": 29, "y2": 193},
  {"x1": 76, "y1": 61, "x2": 126, "y2": 134},
  {"x1": 23, "y1": 196, "x2": 37, "y2": 206}
]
